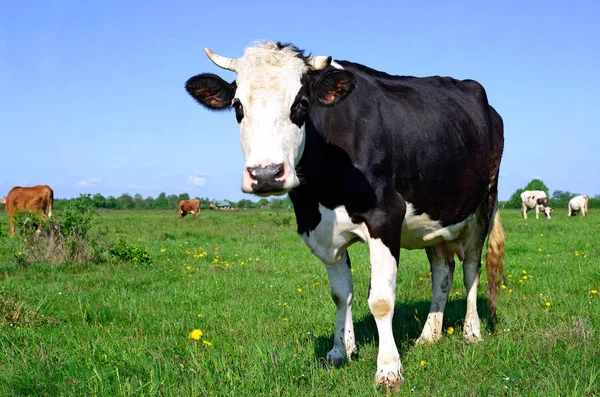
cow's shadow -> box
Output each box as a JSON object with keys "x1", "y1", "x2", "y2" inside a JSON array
[{"x1": 313, "y1": 297, "x2": 490, "y2": 362}]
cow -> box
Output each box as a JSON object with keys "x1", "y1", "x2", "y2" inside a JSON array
[
  {"x1": 568, "y1": 195, "x2": 588, "y2": 217},
  {"x1": 185, "y1": 42, "x2": 505, "y2": 389},
  {"x1": 178, "y1": 199, "x2": 200, "y2": 218},
  {"x1": 3, "y1": 185, "x2": 54, "y2": 236},
  {"x1": 520, "y1": 190, "x2": 552, "y2": 219}
]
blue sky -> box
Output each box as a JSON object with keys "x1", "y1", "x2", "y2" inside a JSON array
[{"x1": 1, "y1": 1, "x2": 598, "y2": 202}]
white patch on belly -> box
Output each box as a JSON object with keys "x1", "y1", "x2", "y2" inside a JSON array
[
  {"x1": 300, "y1": 205, "x2": 369, "y2": 264},
  {"x1": 401, "y1": 203, "x2": 473, "y2": 250}
]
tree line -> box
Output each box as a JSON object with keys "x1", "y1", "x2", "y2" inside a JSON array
[
  {"x1": 50, "y1": 193, "x2": 294, "y2": 211},
  {"x1": 502, "y1": 179, "x2": 600, "y2": 209}
]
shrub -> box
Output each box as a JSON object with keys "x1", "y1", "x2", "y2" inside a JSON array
[{"x1": 108, "y1": 236, "x2": 152, "y2": 264}]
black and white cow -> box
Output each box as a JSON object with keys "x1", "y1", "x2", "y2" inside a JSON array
[
  {"x1": 520, "y1": 190, "x2": 552, "y2": 219},
  {"x1": 185, "y1": 42, "x2": 505, "y2": 390}
]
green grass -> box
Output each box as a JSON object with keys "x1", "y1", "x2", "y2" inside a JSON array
[{"x1": 0, "y1": 209, "x2": 598, "y2": 396}]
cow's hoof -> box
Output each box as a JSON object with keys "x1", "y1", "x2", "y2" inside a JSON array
[
  {"x1": 376, "y1": 364, "x2": 404, "y2": 391},
  {"x1": 415, "y1": 332, "x2": 442, "y2": 345},
  {"x1": 463, "y1": 317, "x2": 482, "y2": 343},
  {"x1": 326, "y1": 348, "x2": 345, "y2": 368}
]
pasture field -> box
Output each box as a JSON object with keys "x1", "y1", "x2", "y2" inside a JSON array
[{"x1": 0, "y1": 208, "x2": 599, "y2": 396}]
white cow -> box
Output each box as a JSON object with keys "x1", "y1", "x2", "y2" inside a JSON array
[
  {"x1": 568, "y1": 195, "x2": 588, "y2": 217},
  {"x1": 521, "y1": 190, "x2": 551, "y2": 219}
]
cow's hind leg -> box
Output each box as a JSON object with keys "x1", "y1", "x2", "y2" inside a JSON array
[
  {"x1": 324, "y1": 252, "x2": 357, "y2": 366},
  {"x1": 416, "y1": 247, "x2": 455, "y2": 344}
]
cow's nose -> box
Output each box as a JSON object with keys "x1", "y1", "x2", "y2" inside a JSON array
[{"x1": 246, "y1": 163, "x2": 286, "y2": 194}]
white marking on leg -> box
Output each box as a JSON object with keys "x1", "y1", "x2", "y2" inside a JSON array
[
  {"x1": 462, "y1": 261, "x2": 482, "y2": 342},
  {"x1": 367, "y1": 238, "x2": 403, "y2": 387},
  {"x1": 416, "y1": 248, "x2": 454, "y2": 344},
  {"x1": 325, "y1": 253, "x2": 356, "y2": 366}
]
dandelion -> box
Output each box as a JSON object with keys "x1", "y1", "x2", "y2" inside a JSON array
[
  {"x1": 545, "y1": 302, "x2": 551, "y2": 307},
  {"x1": 282, "y1": 317, "x2": 289, "y2": 321},
  {"x1": 17, "y1": 252, "x2": 22, "y2": 255},
  {"x1": 522, "y1": 270, "x2": 527, "y2": 274},
  {"x1": 575, "y1": 251, "x2": 580, "y2": 256},
  {"x1": 509, "y1": 289, "x2": 513, "y2": 293},
  {"x1": 584, "y1": 255, "x2": 588, "y2": 259},
  {"x1": 447, "y1": 327, "x2": 454, "y2": 335},
  {"x1": 23, "y1": 238, "x2": 27, "y2": 242},
  {"x1": 188, "y1": 329, "x2": 203, "y2": 340},
  {"x1": 202, "y1": 340, "x2": 213, "y2": 346},
  {"x1": 501, "y1": 285, "x2": 507, "y2": 289},
  {"x1": 255, "y1": 258, "x2": 259, "y2": 261},
  {"x1": 591, "y1": 290, "x2": 598, "y2": 295},
  {"x1": 419, "y1": 277, "x2": 424, "y2": 281},
  {"x1": 455, "y1": 291, "x2": 460, "y2": 296},
  {"x1": 297, "y1": 288, "x2": 302, "y2": 293},
  {"x1": 538, "y1": 248, "x2": 542, "y2": 252},
  {"x1": 197, "y1": 314, "x2": 203, "y2": 317},
  {"x1": 523, "y1": 276, "x2": 528, "y2": 280},
  {"x1": 160, "y1": 248, "x2": 167, "y2": 253},
  {"x1": 540, "y1": 234, "x2": 544, "y2": 237},
  {"x1": 315, "y1": 282, "x2": 320, "y2": 286},
  {"x1": 420, "y1": 360, "x2": 427, "y2": 366}
]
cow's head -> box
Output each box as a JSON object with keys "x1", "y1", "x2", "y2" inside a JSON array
[
  {"x1": 536, "y1": 198, "x2": 552, "y2": 218},
  {"x1": 185, "y1": 42, "x2": 355, "y2": 196}
]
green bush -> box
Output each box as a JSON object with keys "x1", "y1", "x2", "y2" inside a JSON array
[{"x1": 108, "y1": 236, "x2": 152, "y2": 264}]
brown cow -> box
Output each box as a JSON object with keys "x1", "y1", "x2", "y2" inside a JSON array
[
  {"x1": 178, "y1": 199, "x2": 200, "y2": 218},
  {"x1": 3, "y1": 185, "x2": 54, "y2": 236}
]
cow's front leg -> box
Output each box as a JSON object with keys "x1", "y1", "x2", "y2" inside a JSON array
[
  {"x1": 368, "y1": 235, "x2": 403, "y2": 389},
  {"x1": 324, "y1": 252, "x2": 356, "y2": 366},
  {"x1": 416, "y1": 247, "x2": 455, "y2": 344}
]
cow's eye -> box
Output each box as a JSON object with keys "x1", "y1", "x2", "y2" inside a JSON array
[
  {"x1": 232, "y1": 98, "x2": 244, "y2": 123},
  {"x1": 299, "y1": 97, "x2": 310, "y2": 109},
  {"x1": 290, "y1": 97, "x2": 309, "y2": 127}
]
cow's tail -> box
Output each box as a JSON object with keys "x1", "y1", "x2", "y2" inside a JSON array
[{"x1": 485, "y1": 208, "x2": 505, "y2": 325}]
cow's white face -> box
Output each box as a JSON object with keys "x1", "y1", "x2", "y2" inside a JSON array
[
  {"x1": 232, "y1": 45, "x2": 310, "y2": 195},
  {"x1": 185, "y1": 42, "x2": 354, "y2": 196}
]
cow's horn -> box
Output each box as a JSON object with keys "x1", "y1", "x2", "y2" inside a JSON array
[
  {"x1": 307, "y1": 55, "x2": 332, "y2": 70},
  {"x1": 204, "y1": 47, "x2": 238, "y2": 72}
]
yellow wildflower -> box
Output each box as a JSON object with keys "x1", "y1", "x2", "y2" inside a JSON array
[
  {"x1": 197, "y1": 314, "x2": 203, "y2": 317},
  {"x1": 160, "y1": 248, "x2": 166, "y2": 253},
  {"x1": 501, "y1": 285, "x2": 507, "y2": 289},
  {"x1": 23, "y1": 238, "x2": 27, "y2": 242},
  {"x1": 282, "y1": 317, "x2": 288, "y2": 321},
  {"x1": 545, "y1": 302, "x2": 551, "y2": 307},
  {"x1": 17, "y1": 252, "x2": 22, "y2": 255},
  {"x1": 522, "y1": 270, "x2": 527, "y2": 274},
  {"x1": 447, "y1": 327, "x2": 454, "y2": 335},
  {"x1": 523, "y1": 276, "x2": 528, "y2": 280},
  {"x1": 509, "y1": 289, "x2": 513, "y2": 293},
  {"x1": 202, "y1": 340, "x2": 213, "y2": 346},
  {"x1": 591, "y1": 290, "x2": 598, "y2": 295},
  {"x1": 297, "y1": 288, "x2": 302, "y2": 293},
  {"x1": 419, "y1": 277, "x2": 424, "y2": 281},
  {"x1": 540, "y1": 234, "x2": 544, "y2": 237},
  {"x1": 188, "y1": 329, "x2": 203, "y2": 340},
  {"x1": 420, "y1": 360, "x2": 427, "y2": 366},
  {"x1": 538, "y1": 248, "x2": 542, "y2": 252},
  {"x1": 575, "y1": 251, "x2": 579, "y2": 256}
]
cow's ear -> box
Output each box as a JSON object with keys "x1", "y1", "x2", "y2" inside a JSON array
[
  {"x1": 185, "y1": 73, "x2": 236, "y2": 110},
  {"x1": 313, "y1": 70, "x2": 355, "y2": 106}
]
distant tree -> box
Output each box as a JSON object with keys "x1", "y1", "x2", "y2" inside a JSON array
[
  {"x1": 178, "y1": 193, "x2": 190, "y2": 202},
  {"x1": 523, "y1": 179, "x2": 549, "y2": 197},
  {"x1": 92, "y1": 193, "x2": 106, "y2": 208},
  {"x1": 119, "y1": 193, "x2": 135, "y2": 210},
  {"x1": 106, "y1": 196, "x2": 118, "y2": 209},
  {"x1": 505, "y1": 188, "x2": 525, "y2": 209},
  {"x1": 167, "y1": 194, "x2": 178, "y2": 209},
  {"x1": 144, "y1": 196, "x2": 155, "y2": 209},
  {"x1": 237, "y1": 199, "x2": 255, "y2": 209},
  {"x1": 155, "y1": 193, "x2": 169, "y2": 209},
  {"x1": 133, "y1": 193, "x2": 144, "y2": 209},
  {"x1": 551, "y1": 190, "x2": 578, "y2": 202},
  {"x1": 257, "y1": 198, "x2": 270, "y2": 209}
]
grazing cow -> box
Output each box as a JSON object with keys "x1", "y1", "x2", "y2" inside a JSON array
[
  {"x1": 568, "y1": 195, "x2": 588, "y2": 217},
  {"x1": 3, "y1": 185, "x2": 54, "y2": 236},
  {"x1": 520, "y1": 190, "x2": 551, "y2": 219},
  {"x1": 178, "y1": 199, "x2": 200, "y2": 218},
  {"x1": 185, "y1": 42, "x2": 505, "y2": 389}
]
